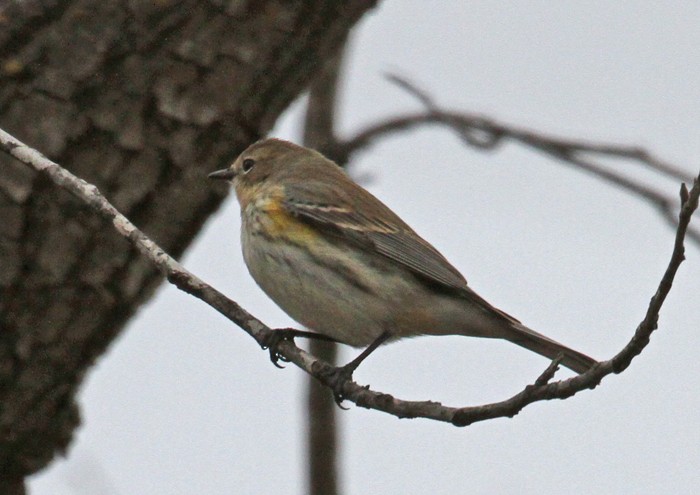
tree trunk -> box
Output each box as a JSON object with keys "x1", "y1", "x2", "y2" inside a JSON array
[{"x1": 0, "y1": 0, "x2": 377, "y2": 485}]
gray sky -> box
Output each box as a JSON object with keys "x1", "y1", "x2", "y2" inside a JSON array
[{"x1": 32, "y1": 2, "x2": 699, "y2": 494}]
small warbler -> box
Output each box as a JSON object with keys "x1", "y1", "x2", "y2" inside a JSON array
[{"x1": 209, "y1": 138, "x2": 596, "y2": 375}]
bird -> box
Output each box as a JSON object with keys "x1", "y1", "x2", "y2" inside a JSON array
[{"x1": 209, "y1": 138, "x2": 597, "y2": 379}]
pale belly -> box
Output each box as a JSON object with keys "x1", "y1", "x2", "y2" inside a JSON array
[
  {"x1": 242, "y1": 226, "x2": 393, "y2": 346},
  {"x1": 240, "y1": 218, "x2": 495, "y2": 347}
]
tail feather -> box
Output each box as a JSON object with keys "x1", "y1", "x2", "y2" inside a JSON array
[
  {"x1": 454, "y1": 286, "x2": 597, "y2": 373},
  {"x1": 504, "y1": 322, "x2": 597, "y2": 374}
]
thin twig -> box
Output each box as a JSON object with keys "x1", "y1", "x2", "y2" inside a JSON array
[
  {"x1": 337, "y1": 75, "x2": 698, "y2": 246},
  {"x1": 382, "y1": 74, "x2": 694, "y2": 182}
]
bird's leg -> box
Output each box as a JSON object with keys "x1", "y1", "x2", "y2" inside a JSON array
[
  {"x1": 325, "y1": 331, "x2": 392, "y2": 406},
  {"x1": 263, "y1": 328, "x2": 339, "y2": 368}
]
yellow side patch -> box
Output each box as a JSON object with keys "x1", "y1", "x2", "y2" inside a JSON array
[{"x1": 252, "y1": 189, "x2": 318, "y2": 244}]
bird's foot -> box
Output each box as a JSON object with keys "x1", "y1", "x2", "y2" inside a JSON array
[
  {"x1": 262, "y1": 328, "x2": 339, "y2": 368},
  {"x1": 320, "y1": 363, "x2": 357, "y2": 409},
  {"x1": 321, "y1": 331, "x2": 392, "y2": 407}
]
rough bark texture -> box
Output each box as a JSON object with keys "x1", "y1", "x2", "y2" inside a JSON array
[{"x1": 0, "y1": 0, "x2": 376, "y2": 485}]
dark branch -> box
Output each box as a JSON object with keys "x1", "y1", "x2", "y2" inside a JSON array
[
  {"x1": 302, "y1": 47, "x2": 346, "y2": 495},
  {"x1": 337, "y1": 75, "x2": 699, "y2": 246}
]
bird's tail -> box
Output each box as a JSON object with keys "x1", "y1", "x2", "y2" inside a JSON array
[
  {"x1": 455, "y1": 287, "x2": 597, "y2": 373},
  {"x1": 503, "y1": 321, "x2": 597, "y2": 374}
]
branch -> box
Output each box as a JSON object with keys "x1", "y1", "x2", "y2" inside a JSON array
[
  {"x1": 0, "y1": 128, "x2": 270, "y2": 348},
  {"x1": 302, "y1": 46, "x2": 347, "y2": 495},
  {"x1": 337, "y1": 75, "x2": 699, "y2": 247},
  {"x1": 2, "y1": 127, "x2": 698, "y2": 426}
]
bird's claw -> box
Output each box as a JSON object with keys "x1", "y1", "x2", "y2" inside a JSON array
[
  {"x1": 261, "y1": 329, "x2": 296, "y2": 368},
  {"x1": 263, "y1": 328, "x2": 339, "y2": 368},
  {"x1": 321, "y1": 364, "x2": 356, "y2": 409}
]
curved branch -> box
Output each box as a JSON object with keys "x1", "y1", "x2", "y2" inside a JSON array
[
  {"x1": 2, "y1": 127, "x2": 698, "y2": 426},
  {"x1": 338, "y1": 75, "x2": 699, "y2": 246}
]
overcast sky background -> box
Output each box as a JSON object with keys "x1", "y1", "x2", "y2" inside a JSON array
[{"x1": 32, "y1": 2, "x2": 699, "y2": 494}]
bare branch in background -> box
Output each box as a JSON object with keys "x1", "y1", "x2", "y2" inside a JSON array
[
  {"x1": 302, "y1": 47, "x2": 347, "y2": 495},
  {"x1": 336, "y1": 75, "x2": 699, "y2": 246},
  {"x1": 3, "y1": 125, "x2": 697, "y2": 426}
]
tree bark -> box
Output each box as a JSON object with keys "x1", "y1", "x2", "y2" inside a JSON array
[{"x1": 0, "y1": 0, "x2": 377, "y2": 484}]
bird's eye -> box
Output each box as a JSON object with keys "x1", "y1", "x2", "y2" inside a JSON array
[{"x1": 242, "y1": 158, "x2": 255, "y2": 173}]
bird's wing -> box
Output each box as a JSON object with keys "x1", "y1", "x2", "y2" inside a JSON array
[{"x1": 282, "y1": 182, "x2": 469, "y2": 292}]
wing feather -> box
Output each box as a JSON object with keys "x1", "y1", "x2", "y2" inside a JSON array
[{"x1": 282, "y1": 181, "x2": 468, "y2": 291}]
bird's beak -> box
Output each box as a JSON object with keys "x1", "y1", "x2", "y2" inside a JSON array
[{"x1": 208, "y1": 168, "x2": 236, "y2": 181}]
